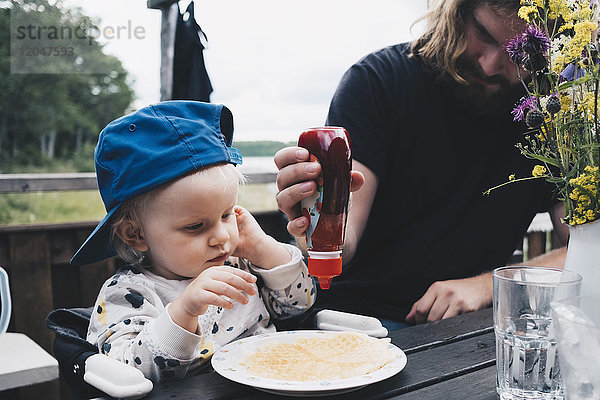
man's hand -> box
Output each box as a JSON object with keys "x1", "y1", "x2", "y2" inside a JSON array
[
  {"x1": 405, "y1": 273, "x2": 492, "y2": 324},
  {"x1": 274, "y1": 147, "x2": 364, "y2": 238}
]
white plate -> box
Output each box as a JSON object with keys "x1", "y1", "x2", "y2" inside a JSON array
[{"x1": 210, "y1": 330, "x2": 407, "y2": 397}]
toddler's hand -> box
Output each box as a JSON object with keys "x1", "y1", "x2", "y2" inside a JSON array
[
  {"x1": 232, "y1": 206, "x2": 292, "y2": 269},
  {"x1": 232, "y1": 206, "x2": 268, "y2": 261},
  {"x1": 170, "y1": 266, "x2": 257, "y2": 332}
]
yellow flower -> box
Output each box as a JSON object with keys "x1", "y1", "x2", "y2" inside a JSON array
[
  {"x1": 579, "y1": 1, "x2": 593, "y2": 20},
  {"x1": 563, "y1": 21, "x2": 598, "y2": 63},
  {"x1": 569, "y1": 188, "x2": 580, "y2": 200},
  {"x1": 518, "y1": 5, "x2": 539, "y2": 22},
  {"x1": 532, "y1": 165, "x2": 547, "y2": 177},
  {"x1": 549, "y1": 0, "x2": 571, "y2": 20},
  {"x1": 559, "y1": 92, "x2": 572, "y2": 111},
  {"x1": 568, "y1": 167, "x2": 600, "y2": 225},
  {"x1": 577, "y1": 92, "x2": 600, "y2": 121},
  {"x1": 586, "y1": 209, "x2": 597, "y2": 220}
]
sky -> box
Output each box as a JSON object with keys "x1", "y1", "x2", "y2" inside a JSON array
[{"x1": 63, "y1": 1, "x2": 428, "y2": 142}]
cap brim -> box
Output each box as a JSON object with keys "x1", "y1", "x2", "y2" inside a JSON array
[{"x1": 70, "y1": 205, "x2": 120, "y2": 265}]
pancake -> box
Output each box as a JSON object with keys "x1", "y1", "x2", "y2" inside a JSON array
[{"x1": 240, "y1": 331, "x2": 396, "y2": 381}]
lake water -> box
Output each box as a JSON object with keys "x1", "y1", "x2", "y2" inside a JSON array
[
  {"x1": 238, "y1": 156, "x2": 278, "y2": 174},
  {"x1": 236, "y1": 157, "x2": 279, "y2": 211}
]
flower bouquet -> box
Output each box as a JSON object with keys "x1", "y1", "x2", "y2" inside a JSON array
[{"x1": 487, "y1": 0, "x2": 600, "y2": 226}]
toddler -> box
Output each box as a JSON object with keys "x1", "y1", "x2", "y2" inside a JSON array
[{"x1": 71, "y1": 101, "x2": 316, "y2": 382}]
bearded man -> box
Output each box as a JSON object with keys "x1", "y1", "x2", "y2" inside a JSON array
[{"x1": 274, "y1": 0, "x2": 568, "y2": 328}]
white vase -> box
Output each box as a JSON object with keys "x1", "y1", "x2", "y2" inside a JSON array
[{"x1": 564, "y1": 219, "x2": 600, "y2": 297}]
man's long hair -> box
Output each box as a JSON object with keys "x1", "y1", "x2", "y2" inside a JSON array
[{"x1": 411, "y1": 0, "x2": 521, "y2": 83}]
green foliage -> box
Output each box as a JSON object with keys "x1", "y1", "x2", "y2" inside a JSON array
[
  {"x1": 0, "y1": 190, "x2": 105, "y2": 224},
  {"x1": 0, "y1": 1, "x2": 134, "y2": 173},
  {"x1": 233, "y1": 141, "x2": 296, "y2": 157}
]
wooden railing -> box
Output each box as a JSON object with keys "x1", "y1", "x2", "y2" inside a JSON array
[{"x1": 0, "y1": 173, "x2": 559, "y2": 399}]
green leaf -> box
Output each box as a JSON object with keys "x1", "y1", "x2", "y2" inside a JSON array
[
  {"x1": 558, "y1": 74, "x2": 594, "y2": 91},
  {"x1": 526, "y1": 154, "x2": 561, "y2": 168}
]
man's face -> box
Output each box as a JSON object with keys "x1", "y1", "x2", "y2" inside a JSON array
[{"x1": 456, "y1": 6, "x2": 527, "y2": 113}]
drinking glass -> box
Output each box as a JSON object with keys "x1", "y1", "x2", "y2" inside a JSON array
[
  {"x1": 551, "y1": 295, "x2": 600, "y2": 400},
  {"x1": 493, "y1": 266, "x2": 582, "y2": 400}
]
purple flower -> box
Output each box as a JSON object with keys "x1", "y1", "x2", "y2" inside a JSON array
[
  {"x1": 560, "y1": 63, "x2": 586, "y2": 81},
  {"x1": 505, "y1": 34, "x2": 526, "y2": 64},
  {"x1": 523, "y1": 25, "x2": 551, "y2": 54},
  {"x1": 505, "y1": 25, "x2": 550, "y2": 70},
  {"x1": 512, "y1": 95, "x2": 538, "y2": 122}
]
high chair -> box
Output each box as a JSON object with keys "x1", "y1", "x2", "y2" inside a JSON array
[{"x1": 46, "y1": 307, "x2": 152, "y2": 399}]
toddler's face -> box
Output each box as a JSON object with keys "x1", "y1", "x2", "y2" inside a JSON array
[{"x1": 138, "y1": 165, "x2": 240, "y2": 279}]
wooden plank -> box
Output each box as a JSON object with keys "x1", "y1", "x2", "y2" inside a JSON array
[
  {"x1": 8, "y1": 231, "x2": 54, "y2": 353},
  {"x1": 147, "y1": 0, "x2": 178, "y2": 9},
  {"x1": 0, "y1": 173, "x2": 97, "y2": 193},
  {"x1": 158, "y1": 2, "x2": 177, "y2": 100},
  {"x1": 0, "y1": 172, "x2": 276, "y2": 193},
  {"x1": 51, "y1": 263, "x2": 81, "y2": 309},
  {"x1": 389, "y1": 308, "x2": 493, "y2": 354},
  {"x1": 527, "y1": 231, "x2": 547, "y2": 259},
  {"x1": 0, "y1": 220, "x2": 99, "y2": 234},
  {"x1": 48, "y1": 228, "x2": 83, "y2": 265},
  {"x1": 393, "y1": 365, "x2": 497, "y2": 399},
  {"x1": 147, "y1": 375, "x2": 255, "y2": 400},
  {"x1": 0, "y1": 231, "x2": 9, "y2": 266}
]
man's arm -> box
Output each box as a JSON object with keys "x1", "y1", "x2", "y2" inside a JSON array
[
  {"x1": 404, "y1": 248, "x2": 566, "y2": 325},
  {"x1": 518, "y1": 247, "x2": 566, "y2": 268},
  {"x1": 406, "y1": 206, "x2": 568, "y2": 325},
  {"x1": 339, "y1": 160, "x2": 378, "y2": 262}
]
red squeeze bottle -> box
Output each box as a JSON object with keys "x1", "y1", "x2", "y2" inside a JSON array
[{"x1": 298, "y1": 127, "x2": 352, "y2": 289}]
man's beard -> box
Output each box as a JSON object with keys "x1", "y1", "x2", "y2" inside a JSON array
[{"x1": 449, "y1": 57, "x2": 525, "y2": 116}]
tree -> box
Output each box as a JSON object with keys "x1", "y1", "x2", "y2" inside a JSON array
[{"x1": 0, "y1": 0, "x2": 135, "y2": 172}]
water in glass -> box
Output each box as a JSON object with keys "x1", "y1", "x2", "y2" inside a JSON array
[{"x1": 496, "y1": 315, "x2": 561, "y2": 399}]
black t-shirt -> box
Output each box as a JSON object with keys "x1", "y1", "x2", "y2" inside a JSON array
[{"x1": 320, "y1": 43, "x2": 556, "y2": 321}]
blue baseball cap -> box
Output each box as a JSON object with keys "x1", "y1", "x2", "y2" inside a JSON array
[{"x1": 71, "y1": 100, "x2": 243, "y2": 265}]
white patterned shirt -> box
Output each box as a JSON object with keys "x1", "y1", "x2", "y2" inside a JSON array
[{"x1": 87, "y1": 244, "x2": 315, "y2": 383}]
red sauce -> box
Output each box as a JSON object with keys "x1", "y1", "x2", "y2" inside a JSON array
[{"x1": 298, "y1": 127, "x2": 351, "y2": 288}]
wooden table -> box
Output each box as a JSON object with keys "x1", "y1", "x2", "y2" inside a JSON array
[{"x1": 146, "y1": 308, "x2": 498, "y2": 399}]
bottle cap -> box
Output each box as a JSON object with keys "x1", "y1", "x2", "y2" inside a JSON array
[{"x1": 307, "y1": 251, "x2": 342, "y2": 290}]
